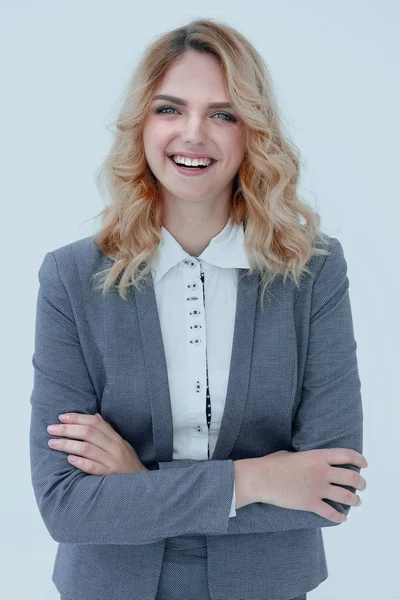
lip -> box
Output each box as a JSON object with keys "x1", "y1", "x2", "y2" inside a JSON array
[
  {"x1": 167, "y1": 152, "x2": 217, "y2": 160},
  {"x1": 167, "y1": 155, "x2": 217, "y2": 177}
]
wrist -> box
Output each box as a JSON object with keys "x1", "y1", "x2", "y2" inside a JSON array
[{"x1": 233, "y1": 458, "x2": 261, "y2": 509}]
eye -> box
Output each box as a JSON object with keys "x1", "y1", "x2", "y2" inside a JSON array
[
  {"x1": 155, "y1": 106, "x2": 178, "y2": 115},
  {"x1": 155, "y1": 106, "x2": 237, "y2": 122},
  {"x1": 214, "y1": 112, "x2": 236, "y2": 122}
]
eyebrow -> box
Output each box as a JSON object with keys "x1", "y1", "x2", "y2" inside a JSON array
[{"x1": 151, "y1": 94, "x2": 233, "y2": 109}]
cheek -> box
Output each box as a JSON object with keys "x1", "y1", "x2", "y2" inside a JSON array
[
  {"x1": 149, "y1": 117, "x2": 173, "y2": 139},
  {"x1": 143, "y1": 120, "x2": 167, "y2": 154},
  {"x1": 220, "y1": 131, "x2": 245, "y2": 157},
  {"x1": 225, "y1": 145, "x2": 246, "y2": 170}
]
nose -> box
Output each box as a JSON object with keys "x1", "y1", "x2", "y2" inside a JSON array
[{"x1": 180, "y1": 115, "x2": 207, "y2": 145}]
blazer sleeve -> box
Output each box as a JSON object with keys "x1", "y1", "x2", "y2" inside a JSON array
[
  {"x1": 160, "y1": 237, "x2": 364, "y2": 534},
  {"x1": 29, "y1": 251, "x2": 236, "y2": 545},
  {"x1": 235, "y1": 235, "x2": 364, "y2": 532}
]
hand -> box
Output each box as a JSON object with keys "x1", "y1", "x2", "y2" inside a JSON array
[
  {"x1": 47, "y1": 412, "x2": 148, "y2": 475},
  {"x1": 253, "y1": 448, "x2": 368, "y2": 523}
]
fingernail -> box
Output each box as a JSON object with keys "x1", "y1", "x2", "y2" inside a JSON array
[{"x1": 58, "y1": 414, "x2": 70, "y2": 421}]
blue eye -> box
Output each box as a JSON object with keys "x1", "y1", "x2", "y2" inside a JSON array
[{"x1": 155, "y1": 106, "x2": 236, "y2": 122}]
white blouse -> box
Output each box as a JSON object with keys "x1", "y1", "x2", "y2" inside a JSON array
[{"x1": 151, "y1": 215, "x2": 250, "y2": 518}]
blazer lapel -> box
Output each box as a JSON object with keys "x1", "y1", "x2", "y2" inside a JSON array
[{"x1": 133, "y1": 268, "x2": 259, "y2": 462}]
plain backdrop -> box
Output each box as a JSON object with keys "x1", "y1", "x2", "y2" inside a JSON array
[{"x1": 1, "y1": 1, "x2": 399, "y2": 599}]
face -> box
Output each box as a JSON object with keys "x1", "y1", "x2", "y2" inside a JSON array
[{"x1": 142, "y1": 50, "x2": 246, "y2": 211}]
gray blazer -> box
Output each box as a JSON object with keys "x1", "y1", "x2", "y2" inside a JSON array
[{"x1": 29, "y1": 233, "x2": 363, "y2": 600}]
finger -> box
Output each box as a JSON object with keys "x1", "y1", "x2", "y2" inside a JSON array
[
  {"x1": 322, "y1": 483, "x2": 362, "y2": 507},
  {"x1": 312, "y1": 500, "x2": 347, "y2": 523},
  {"x1": 48, "y1": 437, "x2": 112, "y2": 468},
  {"x1": 324, "y1": 448, "x2": 368, "y2": 469},
  {"x1": 48, "y1": 422, "x2": 111, "y2": 452},
  {"x1": 57, "y1": 413, "x2": 116, "y2": 441},
  {"x1": 67, "y1": 454, "x2": 110, "y2": 475},
  {"x1": 327, "y1": 465, "x2": 367, "y2": 491}
]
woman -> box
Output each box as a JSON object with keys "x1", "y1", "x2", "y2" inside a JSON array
[{"x1": 29, "y1": 18, "x2": 368, "y2": 600}]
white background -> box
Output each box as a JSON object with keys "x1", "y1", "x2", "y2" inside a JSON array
[{"x1": 2, "y1": 1, "x2": 399, "y2": 598}]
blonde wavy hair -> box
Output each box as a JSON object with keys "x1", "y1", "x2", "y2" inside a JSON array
[{"x1": 90, "y1": 17, "x2": 330, "y2": 311}]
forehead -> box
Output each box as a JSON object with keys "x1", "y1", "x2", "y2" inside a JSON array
[{"x1": 155, "y1": 51, "x2": 228, "y2": 99}]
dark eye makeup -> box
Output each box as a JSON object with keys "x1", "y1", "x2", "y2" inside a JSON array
[{"x1": 154, "y1": 105, "x2": 237, "y2": 122}]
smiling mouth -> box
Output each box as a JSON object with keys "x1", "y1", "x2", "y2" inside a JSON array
[{"x1": 167, "y1": 155, "x2": 217, "y2": 172}]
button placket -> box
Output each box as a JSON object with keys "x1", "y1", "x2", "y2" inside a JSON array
[{"x1": 182, "y1": 257, "x2": 207, "y2": 441}]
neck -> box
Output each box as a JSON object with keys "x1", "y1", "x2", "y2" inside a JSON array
[{"x1": 161, "y1": 206, "x2": 231, "y2": 256}]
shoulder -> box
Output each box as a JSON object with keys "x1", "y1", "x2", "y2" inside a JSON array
[
  {"x1": 304, "y1": 234, "x2": 347, "y2": 283},
  {"x1": 49, "y1": 235, "x2": 101, "y2": 263},
  {"x1": 300, "y1": 234, "x2": 350, "y2": 320},
  {"x1": 38, "y1": 235, "x2": 112, "y2": 290},
  {"x1": 315, "y1": 234, "x2": 347, "y2": 281},
  {"x1": 293, "y1": 234, "x2": 349, "y2": 311}
]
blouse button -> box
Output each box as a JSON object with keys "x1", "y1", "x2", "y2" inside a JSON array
[
  {"x1": 189, "y1": 338, "x2": 202, "y2": 344},
  {"x1": 184, "y1": 259, "x2": 197, "y2": 267}
]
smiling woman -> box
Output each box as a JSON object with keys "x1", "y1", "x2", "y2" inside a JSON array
[
  {"x1": 89, "y1": 18, "x2": 332, "y2": 307},
  {"x1": 30, "y1": 15, "x2": 365, "y2": 600}
]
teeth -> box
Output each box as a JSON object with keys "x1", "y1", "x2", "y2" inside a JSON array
[{"x1": 171, "y1": 155, "x2": 212, "y2": 167}]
